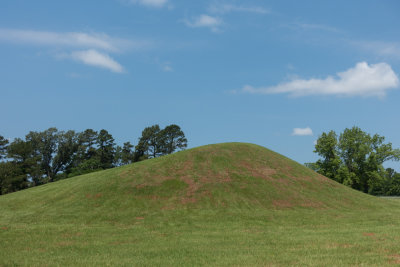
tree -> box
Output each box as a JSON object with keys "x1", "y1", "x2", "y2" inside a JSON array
[
  {"x1": 121, "y1": 142, "x2": 134, "y2": 165},
  {"x1": 77, "y1": 129, "x2": 98, "y2": 161},
  {"x1": 0, "y1": 161, "x2": 28, "y2": 195},
  {"x1": 0, "y1": 135, "x2": 8, "y2": 159},
  {"x1": 67, "y1": 158, "x2": 103, "y2": 177},
  {"x1": 53, "y1": 130, "x2": 80, "y2": 177},
  {"x1": 25, "y1": 128, "x2": 81, "y2": 182},
  {"x1": 310, "y1": 126, "x2": 400, "y2": 194},
  {"x1": 384, "y1": 169, "x2": 400, "y2": 196},
  {"x1": 25, "y1": 128, "x2": 59, "y2": 181},
  {"x1": 136, "y1": 125, "x2": 164, "y2": 159},
  {"x1": 160, "y1": 124, "x2": 187, "y2": 154},
  {"x1": 314, "y1": 130, "x2": 341, "y2": 182},
  {"x1": 96, "y1": 129, "x2": 115, "y2": 169},
  {"x1": 7, "y1": 138, "x2": 43, "y2": 185}
]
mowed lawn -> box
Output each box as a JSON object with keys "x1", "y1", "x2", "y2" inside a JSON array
[{"x1": 1, "y1": 143, "x2": 400, "y2": 266}]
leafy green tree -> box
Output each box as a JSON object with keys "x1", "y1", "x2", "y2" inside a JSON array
[
  {"x1": 25, "y1": 128, "x2": 81, "y2": 182},
  {"x1": 312, "y1": 126, "x2": 400, "y2": 194},
  {"x1": 77, "y1": 129, "x2": 98, "y2": 160},
  {"x1": 53, "y1": 130, "x2": 80, "y2": 176},
  {"x1": 25, "y1": 128, "x2": 59, "y2": 181},
  {"x1": 68, "y1": 158, "x2": 103, "y2": 177},
  {"x1": 96, "y1": 129, "x2": 115, "y2": 169},
  {"x1": 114, "y1": 145, "x2": 123, "y2": 167},
  {"x1": 0, "y1": 135, "x2": 8, "y2": 159},
  {"x1": 121, "y1": 142, "x2": 134, "y2": 165},
  {"x1": 385, "y1": 169, "x2": 400, "y2": 196},
  {"x1": 136, "y1": 125, "x2": 164, "y2": 159},
  {"x1": 7, "y1": 138, "x2": 43, "y2": 185},
  {"x1": 0, "y1": 161, "x2": 28, "y2": 195},
  {"x1": 161, "y1": 124, "x2": 187, "y2": 154},
  {"x1": 314, "y1": 130, "x2": 341, "y2": 182}
]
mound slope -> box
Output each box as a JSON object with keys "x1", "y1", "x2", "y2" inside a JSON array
[
  {"x1": 0, "y1": 143, "x2": 376, "y2": 220},
  {"x1": 1, "y1": 143, "x2": 398, "y2": 266}
]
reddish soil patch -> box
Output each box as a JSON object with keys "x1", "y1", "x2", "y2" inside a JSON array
[
  {"x1": 239, "y1": 160, "x2": 278, "y2": 181},
  {"x1": 86, "y1": 193, "x2": 102, "y2": 199},
  {"x1": 300, "y1": 200, "x2": 324, "y2": 208},
  {"x1": 1, "y1": 226, "x2": 8, "y2": 230},
  {"x1": 180, "y1": 175, "x2": 199, "y2": 204},
  {"x1": 363, "y1": 232, "x2": 375, "y2": 237},
  {"x1": 135, "y1": 217, "x2": 145, "y2": 220},
  {"x1": 388, "y1": 254, "x2": 400, "y2": 264}
]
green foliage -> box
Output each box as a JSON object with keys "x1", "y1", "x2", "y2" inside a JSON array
[
  {"x1": 311, "y1": 126, "x2": 400, "y2": 195},
  {"x1": 136, "y1": 124, "x2": 164, "y2": 159},
  {"x1": 6, "y1": 138, "x2": 43, "y2": 185},
  {"x1": 96, "y1": 129, "x2": 115, "y2": 169},
  {"x1": 135, "y1": 124, "x2": 188, "y2": 161},
  {"x1": 67, "y1": 158, "x2": 103, "y2": 177},
  {"x1": 77, "y1": 129, "x2": 98, "y2": 161},
  {"x1": 0, "y1": 124, "x2": 187, "y2": 195},
  {"x1": 314, "y1": 130, "x2": 341, "y2": 182},
  {"x1": 121, "y1": 142, "x2": 135, "y2": 165},
  {"x1": 0, "y1": 161, "x2": 28, "y2": 194},
  {"x1": 0, "y1": 135, "x2": 8, "y2": 159},
  {"x1": 161, "y1": 124, "x2": 188, "y2": 154}
]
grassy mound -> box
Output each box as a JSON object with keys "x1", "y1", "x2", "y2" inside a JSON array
[{"x1": 1, "y1": 143, "x2": 400, "y2": 266}]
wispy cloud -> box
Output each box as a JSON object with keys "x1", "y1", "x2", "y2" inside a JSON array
[
  {"x1": 353, "y1": 41, "x2": 400, "y2": 60},
  {"x1": 208, "y1": 3, "x2": 269, "y2": 14},
  {"x1": 0, "y1": 28, "x2": 151, "y2": 73},
  {"x1": 162, "y1": 65, "x2": 173, "y2": 72},
  {"x1": 127, "y1": 0, "x2": 168, "y2": 8},
  {"x1": 69, "y1": 49, "x2": 124, "y2": 73},
  {"x1": 294, "y1": 23, "x2": 340, "y2": 33},
  {"x1": 243, "y1": 62, "x2": 399, "y2": 97},
  {"x1": 184, "y1": 14, "x2": 222, "y2": 32},
  {"x1": 292, "y1": 127, "x2": 313, "y2": 136},
  {"x1": 0, "y1": 29, "x2": 142, "y2": 52}
]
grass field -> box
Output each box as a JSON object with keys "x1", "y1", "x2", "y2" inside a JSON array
[{"x1": 1, "y1": 143, "x2": 400, "y2": 266}]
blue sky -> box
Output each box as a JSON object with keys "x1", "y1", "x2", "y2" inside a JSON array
[{"x1": 1, "y1": 0, "x2": 400, "y2": 169}]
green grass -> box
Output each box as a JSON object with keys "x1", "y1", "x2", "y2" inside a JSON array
[{"x1": 1, "y1": 142, "x2": 400, "y2": 266}]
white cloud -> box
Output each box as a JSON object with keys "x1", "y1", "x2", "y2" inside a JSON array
[
  {"x1": 129, "y1": 0, "x2": 168, "y2": 8},
  {"x1": 292, "y1": 127, "x2": 313, "y2": 136},
  {"x1": 184, "y1": 15, "x2": 222, "y2": 32},
  {"x1": 0, "y1": 29, "x2": 140, "y2": 52},
  {"x1": 208, "y1": 3, "x2": 269, "y2": 14},
  {"x1": 70, "y1": 49, "x2": 124, "y2": 73},
  {"x1": 243, "y1": 62, "x2": 399, "y2": 97},
  {"x1": 0, "y1": 28, "x2": 152, "y2": 73}
]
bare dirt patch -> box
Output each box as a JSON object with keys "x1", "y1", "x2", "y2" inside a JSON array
[
  {"x1": 388, "y1": 254, "x2": 400, "y2": 264},
  {"x1": 300, "y1": 200, "x2": 324, "y2": 208},
  {"x1": 85, "y1": 193, "x2": 102, "y2": 199},
  {"x1": 363, "y1": 232, "x2": 375, "y2": 237}
]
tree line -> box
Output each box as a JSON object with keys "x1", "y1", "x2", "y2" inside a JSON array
[
  {"x1": 306, "y1": 126, "x2": 400, "y2": 196},
  {"x1": 0, "y1": 124, "x2": 187, "y2": 195}
]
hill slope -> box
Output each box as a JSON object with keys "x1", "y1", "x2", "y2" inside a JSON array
[{"x1": 1, "y1": 143, "x2": 400, "y2": 266}]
